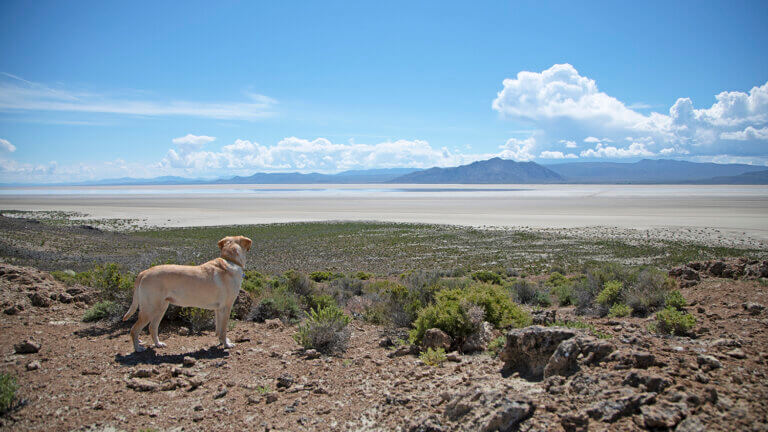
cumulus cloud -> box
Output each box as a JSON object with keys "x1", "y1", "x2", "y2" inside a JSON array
[
  {"x1": 498, "y1": 137, "x2": 536, "y2": 161},
  {"x1": 560, "y1": 140, "x2": 578, "y2": 148},
  {"x1": 0, "y1": 138, "x2": 15, "y2": 152},
  {"x1": 160, "y1": 136, "x2": 490, "y2": 174},
  {"x1": 172, "y1": 134, "x2": 216, "y2": 152},
  {"x1": 0, "y1": 73, "x2": 276, "y2": 120},
  {"x1": 539, "y1": 151, "x2": 577, "y2": 159},
  {"x1": 493, "y1": 64, "x2": 768, "y2": 162}
]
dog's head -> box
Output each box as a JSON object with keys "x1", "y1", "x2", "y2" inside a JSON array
[{"x1": 217, "y1": 236, "x2": 252, "y2": 267}]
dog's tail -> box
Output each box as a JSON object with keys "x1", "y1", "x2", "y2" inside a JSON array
[{"x1": 122, "y1": 271, "x2": 144, "y2": 321}]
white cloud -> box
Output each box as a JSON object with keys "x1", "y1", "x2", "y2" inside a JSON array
[
  {"x1": 580, "y1": 142, "x2": 654, "y2": 158},
  {"x1": 720, "y1": 126, "x2": 768, "y2": 141},
  {"x1": 172, "y1": 134, "x2": 216, "y2": 152},
  {"x1": 0, "y1": 73, "x2": 276, "y2": 120},
  {"x1": 498, "y1": 137, "x2": 536, "y2": 161},
  {"x1": 493, "y1": 64, "x2": 768, "y2": 161},
  {"x1": 0, "y1": 138, "x2": 15, "y2": 152},
  {"x1": 559, "y1": 140, "x2": 578, "y2": 148},
  {"x1": 539, "y1": 150, "x2": 577, "y2": 159}
]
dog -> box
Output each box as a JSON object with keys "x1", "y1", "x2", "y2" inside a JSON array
[{"x1": 122, "y1": 235, "x2": 252, "y2": 352}]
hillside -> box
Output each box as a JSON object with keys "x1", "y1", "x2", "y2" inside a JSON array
[{"x1": 389, "y1": 158, "x2": 563, "y2": 184}]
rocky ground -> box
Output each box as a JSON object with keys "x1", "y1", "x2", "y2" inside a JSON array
[{"x1": 1, "y1": 262, "x2": 767, "y2": 431}]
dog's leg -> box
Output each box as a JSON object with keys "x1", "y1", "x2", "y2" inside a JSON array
[
  {"x1": 130, "y1": 311, "x2": 151, "y2": 352},
  {"x1": 149, "y1": 301, "x2": 170, "y2": 348},
  {"x1": 217, "y1": 305, "x2": 235, "y2": 348}
]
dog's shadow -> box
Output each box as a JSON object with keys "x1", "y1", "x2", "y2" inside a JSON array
[
  {"x1": 115, "y1": 346, "x2": 230, "y2": 366},
  {"x1": 74, "y1": 320, "x2": 131, "y2": 339}
]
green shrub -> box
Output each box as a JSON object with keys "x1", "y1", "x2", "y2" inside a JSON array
[
  {"x1": 550, "y1": 283, "x2": 575, "y2": 306},
  {"x1": 665, "y1": 289, "x2": 687, "y2": 310},
  {"x1": 363, "y1": 281, "x2": 424, "y2": 327},
  {"x1": 307, "y1": 293, "x2": 338, "y2": 311},
  {"x1": 283, "y1": 270, "x2": 314, "y2": 298},
  {"x1": 607, "y1": 303, "x2": 631, "y2": 318},
  {"x1": 0, "y1": 373, "x2": 18, "y2": 414},
  {"x1": 410, "y1": 300, "x2": 473, "y2": 346},
  {"x1": 471, "y1": 270, "x2": 503, "y2": 285},
  {"x1": 292, "y1": 305, "x2": 351, "y2": 354},
  {"x1": 654, "y1": 307, "x2": 696, "y2": 336},
  {"x1": 180, "y1": 307, "x2": 215, "y2": 333},
  {"x1": 509, "y1": 280, "x2": 550, "y2": 306},
  {"x1": 249, "y1": 287, "x2": 301, "y2": 323},
  {"x1": 485, "y1": 336, "x2": 506, "y2": 358},
  {"x1": 51, "y1": 269, "x2": 90, "y2": 286},
  {"x1": 82, "y1": 300, "x2": 123, "y2": 322},
  {"x1": 596, "y1": 280, "x2": 623, "y2": 306},
  {"x1": 242, "y1": 270, "x2": 269, "y2": 294},
  {"x1": 624, "y1": 269, "x2": 675, "y2": 316},
  {"x1": 309, "y1": 271, "x2": 334, "y2": 282},
  {"x1": 419, "y1": 347, "x2": 447, "y2": 367},
  {"x1": 353, "y1": 271, "x2": 373, "y2": 280},
  {"x1": 91, "y1": 263, "x2": 134, "y2": 303}
]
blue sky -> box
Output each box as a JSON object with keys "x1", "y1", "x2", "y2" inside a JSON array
[{"x1": 1, "y1": 1, "x2": 767, "y2": 182}]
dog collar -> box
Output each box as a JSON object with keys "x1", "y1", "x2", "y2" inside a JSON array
[{"x1": 221, "y1": 256, "x2": 245, "y2": 270}]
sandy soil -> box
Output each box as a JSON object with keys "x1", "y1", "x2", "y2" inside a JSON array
[{"x1": 2, "y1": 184, "x2": 768, "y2": 244}]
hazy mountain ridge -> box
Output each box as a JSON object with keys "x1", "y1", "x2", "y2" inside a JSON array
[
  {"x1": 388, "y1": 158, "x2": 564, "y2": 184},
  {"x1": 544, "y1": 159, "x2": 766, "y2": 183}
]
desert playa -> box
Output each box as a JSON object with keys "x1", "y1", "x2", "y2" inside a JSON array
[{"x1": 1, "y1": 183, "x2": 767, "y2": 244}]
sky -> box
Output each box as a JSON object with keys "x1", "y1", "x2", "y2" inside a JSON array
[{"x1": 0, "y1": 1, "x2": 767, "y2": 183}]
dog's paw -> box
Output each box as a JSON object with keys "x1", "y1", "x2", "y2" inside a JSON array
[
  {"x1": 134, "y1": 345, "x2": 146, "y2": 353},
  {"x1": 221, "y1": 341, "x2": 235, "y2": 349},
  {"x1": 155, "y1": 342, "x2": 167, "y2": 348}
]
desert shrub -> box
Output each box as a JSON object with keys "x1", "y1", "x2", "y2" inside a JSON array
[
  {"x1": 547, "y1": 272, "x2": 575, "y2": 306},
  {"x1": 283, "y1": 270, "x2": 314, "y2": 298},
  {"x1": 409, "y1": 284, "x2": 530, "y2": 345},
  {"x1": 362, "y1": 281, "x2": 422, "y2": 327},
  {"x1": 596, "y1": 280, "x2": 623, "y2": 306},
  {"x1": 485, "y1": 335, "x2": 506, "y2": 358},
  {"x1": 309, "y1": 271, "x2": 334, "y2": 282},
  {"x1": 509, "y1": 280, "x2": 550, "y2": 306},
  {"x1": 654, "y1": 307, "x2": 696, "y2": 336},
  {"x1": 180, "y1": 307, "x2": 215, "y2": 333},
  {"x1": 82, "y1": 300, "x2": 123, "y2": 322},
  {"x1": 420, "y1": 347, "x2": 447, "y2": 367},
  {"x1": 608, "y1": 303, "x2": 631, "y2": 318},
  {"x1": 249, "y1": 287, "x2": 301, "y2": 323},
  {"x1": 624, "y1": 268, "x2": 675, "y2": 316},
  {"x1": 242, "y1": 270, "x2": 269, "y2": 294},
  {"x1": 400, "y1": 270, "x2": 442, "y2": 302},
  {"x1": 471, "y1": 270, "x2": 503, "y2": 285},
  {"x1": 665, "y1": 289, "x2": 687, "y2": 310},
  {"x1": 292, "y1": 305, "x2": 351, "y2": 354},
  {"x1": 90, "y1": 263, "x2": 134, "y2": 304},
  {"x1": 307, "y1": 293, "x2": 338, "y2": 311},
  {"x1": 0, "y1": 373, "x2": 18, "y2": 414},
  {"x1": 51, "y1": 269, "x2": 90, "y2": 286},
  {"x1": 330, "y1": 277, "x2": 364, "y2": 297},
  {"x1": 353, "y1": 271, "x2": 373, "y2": 280}
]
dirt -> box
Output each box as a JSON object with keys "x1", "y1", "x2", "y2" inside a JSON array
[{"x1": 1, "y1": 263, "x2": 768, "y2": 431}]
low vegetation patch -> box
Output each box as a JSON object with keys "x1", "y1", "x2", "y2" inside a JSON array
[
  {"x1": 179, "y1": 307, "x2": 215, "y2": 333},
  {"x1": 293, "y1": 304, "x2": 352, "y2": 354},
  {"x1": 82, "y1": 300, "x2": 123, "y2": 322},
  {"x1": 607, "y1": 303, "x2": 631, "y2": 318},
  {"x1": 419, "y1": 347, "x2": 447, "y2": 367},
  {"x1": 665, "y1": 289, "x2": 687, "y2": 310},
  {"x1": 0, "y1": 373, "x2": 18, "y2": 414},
  {"x1": 471, "y1": 270, "x2": 503, "y2": 285},
  {"x1": 653, "y1": 307, "x2": 696, "y2": 336}
]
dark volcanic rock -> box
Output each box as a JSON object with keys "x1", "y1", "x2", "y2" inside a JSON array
[
  {"x1": 500, "y1": 326, "x2": 576, "y2": 380},
  {"x1": 443, "y1": 386, "x2": 535, "y2": 431}
]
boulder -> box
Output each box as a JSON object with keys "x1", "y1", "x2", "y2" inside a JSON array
[
  {"x1": 423, "y1": 328, "x2": 452, "y2": 351},
  {"x1": 231, "y1": 290, "x2": 253, "y2": 320},
  {"x1": 531, "y1": 309, "x2": 557, "y2": 325},
  {"x1": 276, "y1": 373, "x2": 295, "y2": 388},
  {"x1": 461, "y1": 322, "x2": 494, "y2": 353},
  {"x1": 265, "y1": 318, "x2": 283, "y2": 329},
  {"x1": 443, "y1": 386, "x2": 535, "y2": 431},
  {"x1": 559, "y1": 412, "x2": 589, "y2": 432},
  {"x1": 500, "y1": 326, "x2": 576, "y2": 380},
  {"x1": 57, "y1": 292, "x2": 74, "y2": 303},
  {"x1": 543, "y1": 335, "x2": 614, "y2": 378},
  {"x1": 586, "y1": 390, "x2": 655, "y2": 422},
  {"x1": 622, "y1": 371, "x2": 672, "y2": 393},
  {"x1": 640, "y1": 401, "x2": 688, "y2": 429},
  {"x1": 127, "y1": 378, "x2": 159, "y2": 392},
  {"x1": 696, "y1": 354, "x2": 722, "y2": 371},
  {"x1": 29, "y1": 292, "x2": 51, "y2": 307},
  {"x1": 14, "y1": 339, "x2": 41, "y2": 354}
]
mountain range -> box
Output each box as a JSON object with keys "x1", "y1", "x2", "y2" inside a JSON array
[{"x1": 7, "y1": 159, "x2": 768, "y2": 186}]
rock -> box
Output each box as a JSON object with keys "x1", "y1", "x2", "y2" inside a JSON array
[
  {"x1": 709, "y1": 261, "x2": 727, "y2": 277},
  {"x1": 446, "y1": 352, "x2": 461, "y2": 363},
  {"x1": 57, "y1": 292, "x2": 74, "y2": 303},
  {"x1": 379, "y1": 336, "x2": 394, "y2": 348},
  {"x1": 213, "y1": 385, "x2": 228, "y2": 399},
  {"x1": 675, "y1": 416, "x2": 705, "y2": 432},
  {"x1": 265, "y1": 318, "x2": 283, "y2": 329},
  {"x1": 742, "y1": 302, "x2": 765, "y2": 316},
  {"x1": 559, "y1": 412, "x2": 589, "y2": 432},
  {"x1": 696, "y1": 354, "x2": 722, "y2": 371},
  {"x1": 388, "y1": 344, "x2": 420, "y2": 358},
  {"x1": 231, "y1": 290, "x2": 253, "y2": 320},
  {"x1": 443, "y1": 386, "x2": 535, "y2": 431},
  {"x1": 29, "y1": 292, "x2": 52, "y2": 307},
  {"x1": 72, "y1": 292, "x2": 94, "y2": 304},
  {"x1": 26, "y1": 360, "x2": 41, "y2": 371},
  {"x1": 187, "y1": 376, "x2": 204, "y2": 390},
  {"x1": 304, "y1": 349, "x2": 321, "y2": 359},
  {"x1": 14, "y1": 339, "x2": 41, "y2": 354},
  {"x1": 265, "y1": 393, "x2": 278, "y2": 403},
  {"x1": 4, "y1": 304, "x2": 24, "y2": 315},
  {"x1": 178, "y1": 327, "x2": 190, "y2": 336},
  {"x1": 160, "y1": 378, "x2": 185, "y2": 391},
  {"x1": 127, "y1": 378, "x2": 159, "y2": 392},
  {"x1": 726, "y1": 348, "x2": 746, "y2": 359},
  {"x1": 586, "y1": 391, "x2": 655, "y2": 422},
  {"x1": 669, "y1": 266, "x2": 700, "y2": 281},
  {"x1": 500, "y1": 326, "x2": 576, "y2": 380},
  {"x1": 66, "y1": 286, "x2": 85, "y2": 296},
  {"x1": 630, "y1": 351, "x2": 656, "y2": 369},
  {"x1": 423, "y1": 328, "x2": 452, "y2": 351},
  {"x1": 461, "y1": 321, "x2": 494, "y2": 353},
  {"x1": 703, "y1": 386, "x2": 718, "y2": 404},
  {"x1": 640, "y1": 401, "x2": 688, "y2": 429},
  {"x1": 276, "y1": 373, "x2": 294, "y2": 388},
  {"x1": 543, "y1": 335, "x2": 615, "y2": 378},
  {"x1": 130, "y1": 367, "x2": 156, "y2": 378},
  {"x1": 623, "y1": 371, "x2": 672, "y2": 393},
  {"x1": 531, "y1": 309, "x2": 557, "y2": 325},
  {"x1": 183, "y1": 356, "x2": 196, "y2": 367}
]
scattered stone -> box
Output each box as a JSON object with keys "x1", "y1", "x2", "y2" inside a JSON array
[
  {"x1": 586, "y1": 391, "x2": 655, "y2": 422},
  {"x1": 26, "y1": 360, "x2": 41, "y2": 371},
  {"x1": 726, "y1": 348, "x2": 747, "y2": 359},
  {"x1": 277, "y1": 373, "x2": 295, "y2": 388},
  {"x1": 559, "y1": 412, "x2": 589, "y2": 432},
  {"x1": 696, "y1": 354, "x2": 722, "y2": 371},
  {"x1": 14, "y1": 339, "x2": 41, "y2": 354},
  {"x1": 160, "y1": 378, "x2": 185, "y2": 391},
  {"x1": 543, "y1": 335, "x2": 615, "y2": 378},
  {"x1": 531, "y1": 309, "x2": 557, "y2": 325},
  {"x1": 742, "y1": 302, "x2": 765, "y2": 315},
  {"x1": 265, "y1": 318, "x2": 283, "y2": 329},
  {"x1": 183, "y1": 356, "x2": 196, "y2": 367},
  {"x1": 446, "y1": 352, "x2": 461, "y2": 363},
  {"x1": 461, "y1": 321, "x2": 494, "y2": 353},
  {"x1": 129, "y1": 367, "x2": 155, "y2": 378},
  {"x1": 388, "y1": 344, "x2": 420, "y2": 358},
  {"x1": 703, "y1": 386, "x2": 718, "y2": 404},
  {"x1": 623, "y1": 371, "x2": 672, "y2": 393},
  {"x1": 57, "y1": 292, "x2": 74, "y2": 303},
  {"x1": 213, "y1": 385, "x2": 228, "y2": 399},
  {"x1": 675, "y1": 416, "x2": 706, "y2": 432},
  {"x1": 265, "y1": 393, "x2": 278, "y2": 404},
  {"x1": 178, "y1": 327, "x2": 190, "y2": 336},
  {"x1": 442, "y1": 386, "x2": 535, "y2": 431},
  {"x1": 640, "y1": 401, "x2": 688, "y2": 429},
  {"x1": 127, "y1": 378, "x2": 159, "y2": 392},
  {"x1": 187, "y1": 376, "x2": 204, "y2": 390},
  {"x1": 29, "y1": 292, "x2": 52, "y2": 307},
  {"x1": 304, "y1": 349, "x2": 321, "y2": 359},
  {"x1": 500, "y1": 326, "x2": 576, "y2": 380},
  {"x1": 4, "y1": 304, "x2": 24, "y2": 315},
  {"x1": 423, "y1": 328, "x2": 452, "y2": 351},
  {"x1": 379, "y1": 336, "x2": 394, "y2": 348}
]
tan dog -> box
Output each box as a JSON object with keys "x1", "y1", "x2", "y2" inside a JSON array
[{"x1": 122, "y1": 235, "x2": 252, "y2": 352}]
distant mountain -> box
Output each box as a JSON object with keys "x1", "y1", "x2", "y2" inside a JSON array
[
  {"x1": 388, "y1": 158, "x2": 564, "y2": 184},
  {"x1": 688, "y1": 169, "x2": 768, "y2": 184},
  {"x1": 218, "y1": 167, "x2": 418, "y2": 184},
  {"x1": 73, "y1": 176, "x2": 207, "y2": 186},
  {"x1": 544, "y1": 159, "x2": 766, "y2": 183}
]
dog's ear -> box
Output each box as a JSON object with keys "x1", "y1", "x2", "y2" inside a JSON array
[
  {"x1": 217, "y1": 237, "x2": 229, "y2": 250},
  {"x1": 239, "y1": 236, "x2": 252, "y2": 251}
]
